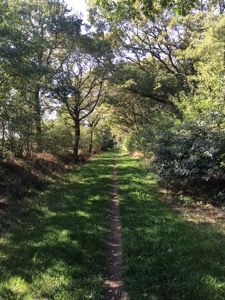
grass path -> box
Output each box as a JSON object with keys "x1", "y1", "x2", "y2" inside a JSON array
[
  {"x1": 0, "y1": 151, "x2": 225, "y2": 300},
  {"x1": 0, "y1": 151, "x2": 114, "y2": 299},
  {"x1": 116, "y1": 152, "x2": 225, "y2": 300}
]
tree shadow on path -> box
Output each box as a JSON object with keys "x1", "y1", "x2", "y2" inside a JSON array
[{"x1": 0, "y1": 152, "x2": 114, "y2": 299}]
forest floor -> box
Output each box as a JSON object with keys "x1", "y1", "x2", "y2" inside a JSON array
[{"x1": 0, "y1": 150, "x2": 225, "y2": 299}]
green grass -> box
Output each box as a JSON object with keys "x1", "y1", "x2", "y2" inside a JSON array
[
  {"x1": 1, "y1": 150, "x2": 225, "y2": 300},
  {"x1": 116, "y1": 152, "x2": 225, "y2": 300},
  {"x1": 0, "y1": 151, "x2": 114, "y2": 300}
]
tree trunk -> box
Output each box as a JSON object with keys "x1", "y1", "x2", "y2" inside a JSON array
[
  {"x1": 89, "y1": 129, "x2": 93, "y2": 154},
  {"x1": 1, "y1": 121, "x2": 5, "y2": 159},
  {"x1": 34, "y1": 87, "x2": 43, "y2": 152},
  {"x1": 73, "y1": 119, "x2": 80, "y2": 160}
]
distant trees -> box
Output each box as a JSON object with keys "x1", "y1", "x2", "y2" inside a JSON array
[
  {"x1": 1, "y1": 0, "x2": 225, "y2": 201},
  {"x1": 91, "y1": 0, "x2": 198, "y2": 19},
  {"x1": 0, "y1": 0, "x2": 113, "y2": 158},
  {"x1": 151, "y1": 11, "x2": 225, "y2": 200},
  {"x1": 88, "y1": 0, "x2": 225, "y2": 201},
  {"x1": 0, "y1": 0, "x2": 80, "y2": 155},
  {"x1": 52, "y1": 34, "x2": 112, "y2": 158}
]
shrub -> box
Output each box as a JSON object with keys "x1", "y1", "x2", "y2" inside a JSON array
[
  {"x1": 125, "y1": 126, "x2": 155, "y2": 153},
  {"x1": 151, "y1": 119, "x2": 225, "y2": 201}
]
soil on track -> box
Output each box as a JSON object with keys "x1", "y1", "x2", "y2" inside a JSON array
[{"x1": 105, "y1": 155, "x2": 126, "y2": 300}]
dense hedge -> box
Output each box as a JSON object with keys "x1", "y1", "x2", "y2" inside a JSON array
[{"x1": 151, "y1": 120, "x2": 225, "y2": 202}]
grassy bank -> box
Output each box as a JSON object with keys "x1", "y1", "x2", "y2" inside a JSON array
[
  {"x1": 0, "y1": 151, "x2": 114, "y2": 299},
  {"x1": 117, "y1": 152, "x2": 225, "y2": 300}
]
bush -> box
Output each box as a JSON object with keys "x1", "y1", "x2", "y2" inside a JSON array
[
  {"x1": 125, "y1": 126, "x2": 155, "y2": 153},
  {"x1": 42, "y1": 120, "x2": 73, "y2": 155},
  {"x1": 151, "y1": 119, "x2": 225, "y2": 201}
]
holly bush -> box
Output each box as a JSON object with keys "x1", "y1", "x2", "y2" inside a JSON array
[{"x1": 151, "y1": 118, "x2": 225, "y2": 201}]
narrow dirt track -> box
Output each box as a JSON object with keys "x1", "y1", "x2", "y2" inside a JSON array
[{"x1": 105, "y1": 155, "x2": 126, "y2": 300}]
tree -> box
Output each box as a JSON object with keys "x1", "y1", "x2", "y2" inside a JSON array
[
  {"x1": 88, "y1": 6, "x2": 202, "y2": 123},
  {"x1": 90, "y1": 0, "x2": 198, "y2": 19},
  {"x1": 182, "y1": 13, "x2": 225, "y2": 114},
  {"x1": 83, "y1": 104, "x2": 110, "y2": 154},
  {"x1": 53, "y1": 35, "x2": 111, "y2": 159},
  {"x1": 42, "y1": 118, "x2": 74, "y2": 154},
  {"x1": 89, "y1": 0, "x2": 224, "y2": 109},
  {"x1": 150, "y1": 12, "x2": 225, "y2": 201},
  {"x1": 1, "y1": 0, "x2": 81, "y2": 153},
  {"x1": 108, "y1": 60, "x2": 184, "y2": 115}
]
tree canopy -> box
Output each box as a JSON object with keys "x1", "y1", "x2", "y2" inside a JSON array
[
  {"x1": 0, "y1": 0, "x2": 224, "y2": 201},
  {"x1": 91, "y1": 0, "x2": 198, "y2": 19}
]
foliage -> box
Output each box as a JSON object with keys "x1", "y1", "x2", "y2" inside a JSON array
[
  {"x1": 0, "y1": 0, "x2": 225, "y2": 208},
  {"x1": 0, "y1": 0, "x2": 82, "y2": 155},
  {"x1": 182, "y1": 12, "x2": 225, "y2": 107},
  {"x1": 151, "y1": 117, "x2": 225, "y2": 200},
  {"x1": 52, "y1": 33, "x2": 112, "y2": 158},
  {"x1": 125, "y1": 127, "x2": 153, "y2": 153},
  {"x1": 148, "y1": 12, "x2": 225, "y2": 202},
  {"x1": 42, "y1": 119, "x2": 74, "y2": 155},
  {"x1": 93, "y1": 123, "x2": 114, "y2": 151},
  {"x1": 109, "y1": 61, "x2": 184, "y2": 111},
  {"x1": 96, "y1": 4, "x2": 225, "y2": 204},
  {"x1": 91, "y1": 0, "x2": 197, "y2": 20},
  {"x1": 0, "y1": 0, "x2": 113, "y2": 159}
]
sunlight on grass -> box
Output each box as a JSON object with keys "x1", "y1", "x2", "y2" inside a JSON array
[
  {"x1": 1, "y1": 150, "x2": 224, "y2": 299},
  {"x1": 117, "y1": 152, "x2": 225, "y2": 300},
  {"x1": 76, "y1": 210, "x2": 90, "y2": 218},
  {"x1": 4, "y1": 277, "x2": 29, "y2": 299},
  {"x1": 0, "y1": 151, "x2": 114, "y2": 299},
  {"x1": 32, "y1": 266, "x2": 72, "y2": 295}
]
